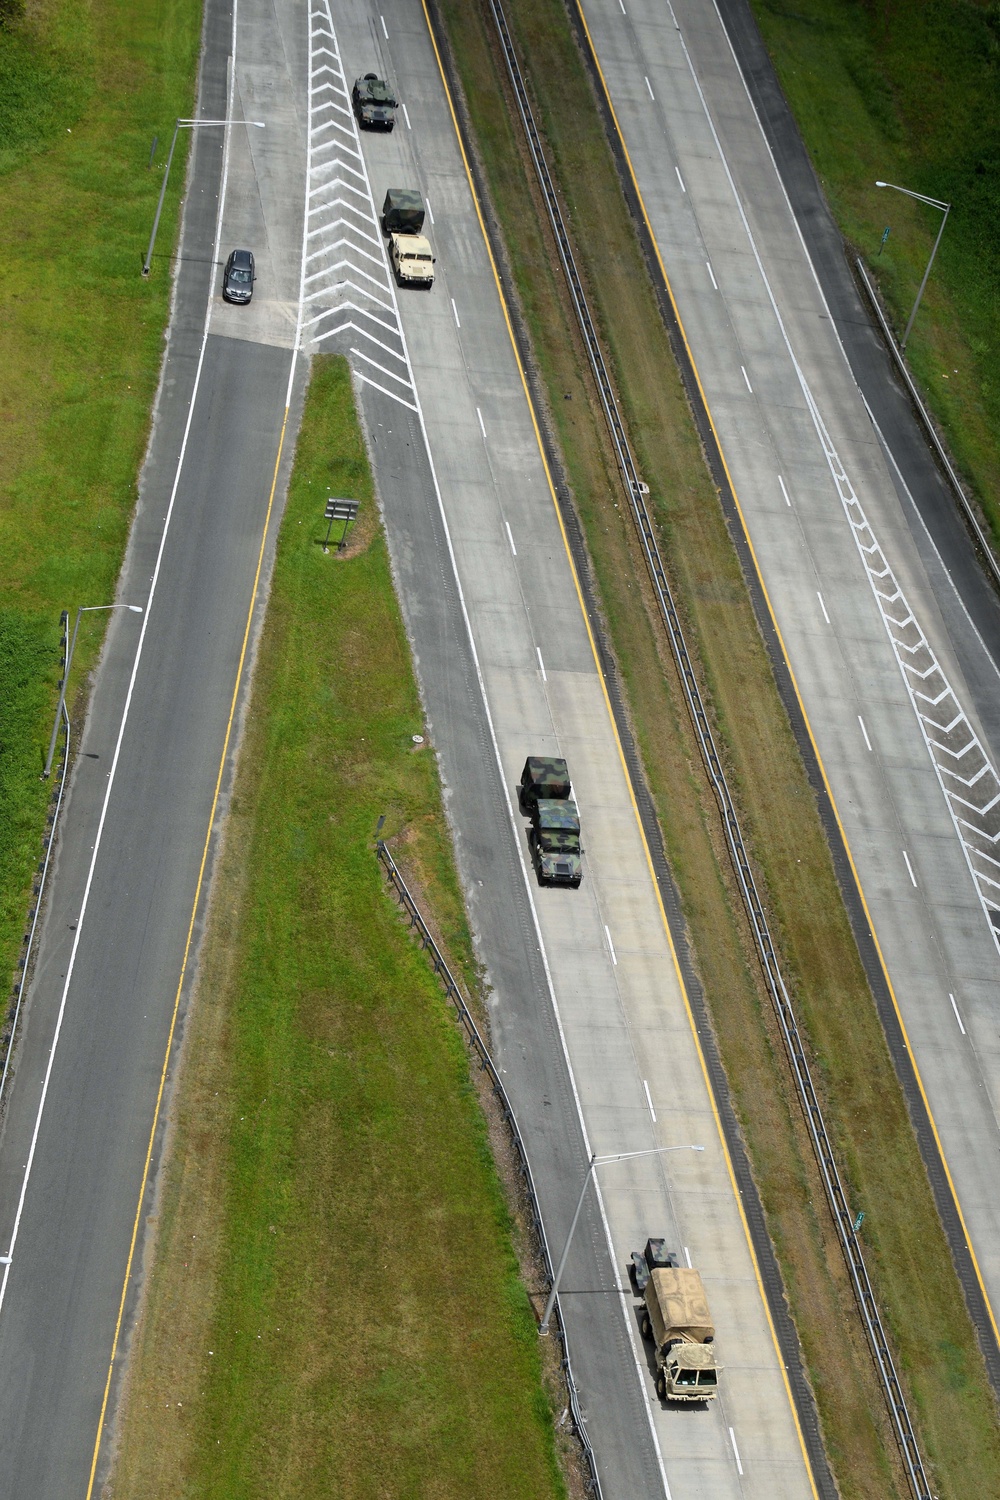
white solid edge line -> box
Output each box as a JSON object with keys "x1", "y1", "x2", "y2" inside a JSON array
[
  {"x1": 858, "y1": 714, "x2": 872, "y2": 752},
  {"x1": 949, "y1": 993, "x2": 966, "y2": 1035},
  {"x1": 643, "y1": 1079, "x2": 656, "y2": 1122},
  {"x1": 903, "y1": 849, "x2": 918, "y2": 887},
  {"x1": 0, "y1": 0, "x2": 243, "y2": 1314}
]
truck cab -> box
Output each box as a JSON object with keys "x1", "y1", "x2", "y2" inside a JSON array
[{"x1": 632, "y1": 1239, "x2": 721, "y2": 1402}]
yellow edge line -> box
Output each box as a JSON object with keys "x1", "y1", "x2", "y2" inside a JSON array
[
  {"x1": 420, "y1": 1, "x2": 820, "y2": 1489},
  {"x1": 570, "y1": 0, "x2": 1000, "y2": 1351},
  {"x1": 85, "y1": 402, "x2": 292, "y2": 1499}
]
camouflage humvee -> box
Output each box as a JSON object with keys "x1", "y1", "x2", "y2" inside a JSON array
[
  {"x1": 518, "y1": 756, "x2": 571, "y2": 814},
  {"x1": 529, "y1": 825, "x2": 583, "y2": 888},
  {"x1": 352, "y1": 73, "x2": 397, "y2": 130},
  {"x1": 532, "y1": 798, "x2": 580, "y2": 837}
]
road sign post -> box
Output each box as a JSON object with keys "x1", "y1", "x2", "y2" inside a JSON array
[{"x1": 323, "y1": 497, "x2": 359, "y2": 553}]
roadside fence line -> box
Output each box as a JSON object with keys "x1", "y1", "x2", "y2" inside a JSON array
[{"x1": 375, "y1": 837, "x2": 602, "y2": 1498}]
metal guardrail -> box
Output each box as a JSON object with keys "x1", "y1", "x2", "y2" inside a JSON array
[
  {"x1": 484, "y1": 3, "x2": 932, "y2": 1495},
  {"x1": 855, "y1": 256, "x2": 1000, "y2": 594},
  {"x1": 375, "y1": 839, "x2": 603, "y2": 1498},
  {"x1": 1, "y1": 618, "x2": 72, "y2": 1115}
]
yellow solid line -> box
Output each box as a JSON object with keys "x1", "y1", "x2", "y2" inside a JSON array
[
  {"x1": 419, "y1": 3, "x2": 820, "y2": 1491},
  {"x1": 84, "y1": 402, "x2": 292, "y2": 1499},
  {"x1": 570, "y1": 0, "x2": 1000, "y2": 1350}
]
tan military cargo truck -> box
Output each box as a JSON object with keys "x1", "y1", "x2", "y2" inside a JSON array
[{"x1": 633, "y1": 1243, "x2": 720, "y2": 1401}]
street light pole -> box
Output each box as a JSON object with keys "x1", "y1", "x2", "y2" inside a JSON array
[
  {"x1": 538, "y1": 1144, "x2": 704, "y2": 1336},
  {"x1": 142, "y1": 118, "x2": 265, "y2": 278},
  {"x1": 874, "y1": 180, "x2": 951, "y2": 352},
  {"x1": 43, "y1": 603, "x2": 143, "y2": 778}
]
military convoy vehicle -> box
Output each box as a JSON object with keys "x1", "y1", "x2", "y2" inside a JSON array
[
  {"x1": 519, "y1": 757, "x2": 582, "y2": 888},
  {"x1": 352, "y1": 73, "x2": 397, "y2": 130},
  {"x1": 630, "y1": 1239, "x2": 720, "y2": 1402},
  {"x1": 381, "y1": 190, "x2": 435, "y2": 289},
  {"x1": 382, "y1": 188, "x2": 426, "y2": 236}
]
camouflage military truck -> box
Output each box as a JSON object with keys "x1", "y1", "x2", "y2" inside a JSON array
[
  {"x1": 631, "y1": 1239, "x2": 720, "y2": 1402},
  {"x1": 352, "y1": 73, "x2": 397, "y2": 130},
  {"x1": 382, "y1": 188, "x2": 425, "y2": 235},
  {"x1": 519, "y1": 757, "x2": 582, "y2": 887},
  {"x1": 529, "y1": 802, "x2": 582, "y2": 888}
]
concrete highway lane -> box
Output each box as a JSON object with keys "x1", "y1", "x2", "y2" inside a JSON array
[
  {"x1": 576, "y1": 0, "x2": 1000, "y2": 1369},
  {"x1": 302, "y1": 1, "x2": 824, "y2": 1494},
  {"x1": 0, "y1": 0, "x2": 306, "y2": 1492}
]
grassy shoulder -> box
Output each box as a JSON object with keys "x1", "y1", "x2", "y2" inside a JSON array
[
  {"x1": 108, "y1": 355, "x2": 566, "y2": 1500},
  {"x1": 0, "y1": 0, "x2": 198, "y2": 992},
  {"x1": 434, "y1": 0, "x2": 1000, "y2": 1494},
  {"x1": 748, "y1": 0, "x2": 1000, "y2": 545}
]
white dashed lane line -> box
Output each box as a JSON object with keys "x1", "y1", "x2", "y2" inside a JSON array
[
  {"x1": 605, "y1": 924, "x2": 617, "y2": 966},
  {"x1": 903, "y1": 849, "x2": 918, "y2": 887},
  {"x1": 705, "y1": 259, "x2": 718, "y2": 290},
  {"x1": 644, "y1": 75, "x2": 655, "y2": 100},
  {"x1": 536, "y1": 646, "x2": 547, "y2": 682},
  {"x1": 643, "y1": 1079, "x2": 656, "y2": 1121},
  {"x1": 778, "y1": 473, "x2": 791, "y2": 506},
  {"x1": 505, "y1": 521, "x2": 517, "y2": 556},
  {"x1": 817, "y1": 591, "x2": 830, "y2": 625},
  {"x1": 950, "y1": 993, "x2": 966, "y2": 1035},
  {"x1": 858, "y1": 715, "x2": 873, "y2": 752}
]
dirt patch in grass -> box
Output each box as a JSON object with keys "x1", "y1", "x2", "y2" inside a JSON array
[
  {"x1": 106, "y1": 356, "x2": 567, "y2": 1500},
  {"x1": 431, "y1": 1, "x2": 1000, "y2": 1494},
  {"x1": 0, "y1": 0, "x2": 200, "y2": 996}
]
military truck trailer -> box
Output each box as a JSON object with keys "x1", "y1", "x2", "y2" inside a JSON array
[
  {"x1": 631, "y1": 1239, "x2": 720, "y2": 1402},
  {"x1": 519, "y1": 757, "x2": 582, "y2": 887}
]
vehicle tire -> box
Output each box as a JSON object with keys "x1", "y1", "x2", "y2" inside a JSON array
[
  {"x1": 640, "y1": 1311, "x2": 652, "y2": 1341},
  {"x1": 656, "y1": 1369, "x2": 667, "y2": 1402}
]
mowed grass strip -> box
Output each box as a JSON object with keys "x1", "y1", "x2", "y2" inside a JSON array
[
  {"x1": 749, "y1": 0, "x2": 1000, "y2": 544},
  {"x1": 108, "y1": 355, "x2": 566, "y2": 1500},
  {"x1": 0, "y1": 0, "x2": 198, "y2": 989},
  {"x1": 434, "y1": 0, "x2": 1000, "y2": 1493}
]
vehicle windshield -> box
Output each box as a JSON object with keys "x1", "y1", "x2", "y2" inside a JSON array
[
  {"x1": 675, "y1": 1369, "x2": 698, "y2": 1387},
  {"x1": 698, "y1": 1371, "x2": 717, "y2": 1387},
  {"x1": 229, "y1": 268, "x2": 251, "y2": 283}
]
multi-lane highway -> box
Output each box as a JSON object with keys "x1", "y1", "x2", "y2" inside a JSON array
[
  {"x1": 573, "y1": 0, "x2": 1000, "y2": 1375},
  {"x1": 7, "y1": 0, "x2": 974, "y2": 1495}
]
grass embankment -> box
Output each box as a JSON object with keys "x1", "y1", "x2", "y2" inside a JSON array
[
  {"x1": 750, "y1": 0, "x2": 1000, "y2": 543},
  {"x1": 0, "y1": 0, "x2": 198, "y2": 992},
  {"x1": 434, "y1": 0, "x2": 1000, "y2": 1493},
  {"x1": 108, "y1": 356, "x2": 566, "y2": 1500}
]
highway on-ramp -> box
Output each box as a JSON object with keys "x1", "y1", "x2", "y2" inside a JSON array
[
  {"x1": 574, "y1": 0, "x2": 1000, "y2": 1377},
  {"x1": 0, "y1": 1, "x2": 307, "y2": 1493}
]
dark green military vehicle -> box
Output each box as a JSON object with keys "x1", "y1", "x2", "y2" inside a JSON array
[
  {"x1": 519, "y1": 757, "x2": 582, "y2": 887},
  {"x1": 352, "y1": 73, "x2": 397, "y2": 130}
]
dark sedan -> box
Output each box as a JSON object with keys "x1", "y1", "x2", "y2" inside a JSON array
[{"x1": 222, "y1": 248, "x2": 255, "y2": 304}]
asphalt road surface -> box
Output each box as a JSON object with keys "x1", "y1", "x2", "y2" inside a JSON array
[
  {"x1": 575, "y1": 0, "x2": 1000, "y2": 1374},
  {"x1": 0, "y1": 0, "x2": 306, "y2": 1493}
]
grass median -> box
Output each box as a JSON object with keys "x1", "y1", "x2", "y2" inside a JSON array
[
  {"x1": 749, "y1": 0, "x2": 1000, "y2": 546},
  {"x1": 107, "y1": 355, "x2": 567, "y2": 1500},
  {"x1": 433, "y1": 0, "x2": 1000, "y2": 1493},
  {"x1": 0, "y1": 0, "x2": 198, "y2": 994}
]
